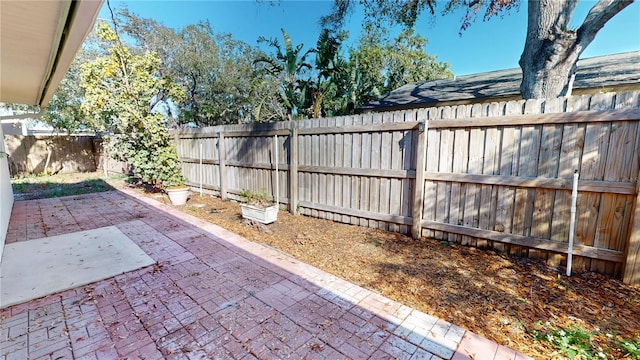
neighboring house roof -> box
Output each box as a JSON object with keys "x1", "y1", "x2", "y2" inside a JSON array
[
  {"x1": 0, "y1": 0, "x2": 103, "y2": 107},
  {"x1": 359, "y1": 51, "x2": 640, "y2": 112}
]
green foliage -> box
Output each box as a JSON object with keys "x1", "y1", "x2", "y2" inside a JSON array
[
  {"x1": 119, "y1": 9, "x2": 281, "y2": 125},
  {"x1": 41, "y1": 31, "x2": 104, "y2": 133},
  {"x1": 619, "y1": 338, "x2": 640, "y2": 358},
  {"x1": 255, "y1": 28, "x2": 314, "y2": 120},
  {"x1": 240, "y1": 188, "x2": 273, "y2": 207},
  {"x1": 532, "y1": 322, "x2": 640, "y2": 359},
  {"x1": 533, "y1": 325, "x2": 597, "y2": 359},
  {"x1": 307, "y1": 29, "x2": 348, "y2": 118},
  {"x1": 254, "y1": 25, "x2": 450, "y2": 118},
  {"x1": 73, "y1": 8, "x2": 452, "y2": 127},
  {"x1": 171, "y1": 23, "x2": 257, "y2": 125},
  {"x1": 80, "y1": 23, "x2": 185, "y2": 188},
  {"x1": 322, "y1": 0, "x2": 632, "y2": 100},
  {"x1": 321, "y1": 0, "x2": 519, "y2": 34},
  {"x1": 346, "y1": 26, "x2": 452, "y2": 109},
  {"x1": 41, "y1": 58, "x2": 86, "y2": 133}
]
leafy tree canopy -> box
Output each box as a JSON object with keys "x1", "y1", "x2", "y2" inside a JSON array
[
  {"x1": 80, "y1": 23, "x2": 185, "y2": 188},
  {"x1": 40, "y1": 3, "x2": 455, "y2": 128},
  {"x1": 321, "y1": 0, "x2": 634, "y2": 99}
]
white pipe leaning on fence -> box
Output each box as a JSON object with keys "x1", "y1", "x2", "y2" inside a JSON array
[
  {"x1": 199, "y1": 142, "x2": 203, "y2": 196},
  {"x1": 275, "y1": 134, "x2": 279, "y2": 208},
  {"x1": 567, "y1": 170, "x2": 579, "y2": 277}
]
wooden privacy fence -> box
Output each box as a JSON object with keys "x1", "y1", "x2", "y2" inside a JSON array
[
  {"x1": 4, "y1": 135, "x2": 99, "y2": 175},
  {"x1": 3, "y1": 135, "x2": 131, "y2": 177},
  {"x1": 173, "y1": 91, "x2": 640, "y2": 285}
]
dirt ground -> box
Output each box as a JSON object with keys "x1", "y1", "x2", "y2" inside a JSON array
[{"x1": 12, "y1": 172, "x2": 640, "y2": 359}]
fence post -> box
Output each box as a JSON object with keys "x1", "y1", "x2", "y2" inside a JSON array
[
  {"x1": 623, "y1": 169, "x2": 640, "y2": 286},
  {"x1": 289, "y1": 127, "x2": 299, "y2": 215},
  {"x1": 411, "y1": 121, "x2": 428, "y2": 239},
  {"x1": 218, "y1": 132, "x2": 227, "y2": 200}
]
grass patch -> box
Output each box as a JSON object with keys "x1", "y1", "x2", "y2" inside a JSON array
[{"x1": 11, "y1": 172, "x2": 122, "y2": 199}]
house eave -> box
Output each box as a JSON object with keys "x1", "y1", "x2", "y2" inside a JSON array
[{"x1": 0, "y1": 0, "x2": 104, "y2": 107}]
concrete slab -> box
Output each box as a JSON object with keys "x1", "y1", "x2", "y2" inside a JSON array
[{"x1": 0, "y1": 225, "x2": 155, "y2": 308}]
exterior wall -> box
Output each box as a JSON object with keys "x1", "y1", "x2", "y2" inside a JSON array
[{"x1": 0, "y1": 124, "x2": 14, "y2": 262}]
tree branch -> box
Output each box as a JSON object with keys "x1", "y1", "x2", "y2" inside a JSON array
[{"x1": 577, "y1": 0, "x2": 634, "y2": 48}]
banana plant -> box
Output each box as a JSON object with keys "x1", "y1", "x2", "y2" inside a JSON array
[{"x1": 254, "y1": 28, "x2": 313, "y2": 120}]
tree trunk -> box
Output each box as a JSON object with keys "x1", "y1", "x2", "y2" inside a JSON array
[{"x1": 519, "y1": 0, "x2": 634, "y2": 99}]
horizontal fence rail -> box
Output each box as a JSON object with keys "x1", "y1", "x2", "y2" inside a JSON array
[{"x1": 173, "y1": 91, "x2": 640, "y2": 285}]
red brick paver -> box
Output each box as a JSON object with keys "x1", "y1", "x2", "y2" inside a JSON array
[{"x1": 1, "y1": 190, "x2": 532, "y2": 359}]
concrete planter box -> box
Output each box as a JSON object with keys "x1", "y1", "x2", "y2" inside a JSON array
[{"x1": 240, "y1": 204, "x2": 278, "y2": 224}]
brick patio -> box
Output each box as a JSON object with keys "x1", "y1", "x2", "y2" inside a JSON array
[{"x1": 1, "y1": 189, "x2": 531, "y2": 359}]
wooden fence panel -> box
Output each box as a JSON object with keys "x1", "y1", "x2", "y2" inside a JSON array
[
  {"x1": 176, "y1": 135, "x2": 220, "y2": 194},
  {"x1": 173, "y1": 91, "x2": 640, "y2": 282},
  {"x1": 413, "y1": 93, "x2": 639, "y2": 278},
  {"x1": 5, "y1": 135, "x2": 99, "y2": 175}
]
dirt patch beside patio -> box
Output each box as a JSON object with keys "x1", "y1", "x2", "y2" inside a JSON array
[{"x1": 13, "y1": 172, "x2": 640, "y2": 359}]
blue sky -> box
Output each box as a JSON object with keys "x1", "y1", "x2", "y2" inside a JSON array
[{"x1": 100, "y1": 0, "x2": 640, "y2": 76}]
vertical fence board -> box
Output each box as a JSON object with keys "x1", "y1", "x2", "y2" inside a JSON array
[
  {"x1": 524, "y1": 100, "x2": 544, "y2": 259},
  {"x1": 342, "y1": 116, "x2": 362, "y2": 225},
  {"x1": 289, "y1": 127, "x2": 298, "y2": 214},
  {"x1": 576, "y1": 123, "x2": 611, "y2": 270},
  {"x1": 563, "y1": 95, "x2": 592, "y2": 270},
  {"x1": 429, "y1": 108, "x2": 444, "y2": 239},
  {"x1": 549, "y1": 123, "x2": 579, "y2": 266},
  {"x1": 218, "y1": 133, "x2": 227, "y2": 199},
  {"x1": 389, "y1": 112, "x2": 404, "y2": 233},
  {"x1": 449, "y1": 127, "x2": 469, "y2": 243},
  {"x1": 412, "y1": 111, "x2": 428, "y2": 239},
  {"x1": 535, "y1": 125, "x2": 563, "y2": 259},
  {"x1": 300, "y1": 122, "x2": 310, "y2": 216},
  {"x1": 318, "y1": 118, "x2": 328, "y2": 219},
  {"x1": 576, "y1": 122, "x2": 611, "y2": 272},
  {"x1": 501, "y1": 101, "x2": 524, "y2": 255},
  {"x1": 496, "y1": 122, "x2": 517, "y2": 252},
  {"x1": 463, "y1": 127, "x2": 483, "y2": 246},
  {"x1": 489, "y1": 103, "x2": 506, "y2": 251},
  {"x1": 360, "y1": 114, "x2": 372, "y2": 227},
  {"x1": 480, "y1": 119, "x2": 500, "y2": 248},
  {"x1": 368, "y1": 113, "x2": 382, "y2": 229},
  {"x1": 350, "y1": 115, "x2": 362, "y2": 226},
  {"x1": 424, "y1": 128, "x2": 440, "y2": 239},
  {"x1": 333, "y1": 116, "x2": 344, "y2": 222},
  {"x1": 328, "y1": 117, "x2": 337, "y2": 219},
  {"x1": 624, "y1": 167, "x2": 640, "y2": 285},
  {"x1": 379, "y1": 113, "x2": 393, "y2": 230},
  {"x1": 436, "y1": 128, "x2": 453, "y2": 241},
  {"x1": 401, "y1": 110, "x2": 417, "y2": 234}
]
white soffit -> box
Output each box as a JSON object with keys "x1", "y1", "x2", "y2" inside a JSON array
[{"x1": 0, "y1": 0, "x2": 103, "y2": 107}]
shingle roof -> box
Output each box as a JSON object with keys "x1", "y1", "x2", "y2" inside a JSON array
[{"x1": 359, "y1": 51, "x2": 640, "y2": 112}]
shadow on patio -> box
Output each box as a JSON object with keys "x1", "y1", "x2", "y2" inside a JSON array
[{"x1": 0, "y1": 188, "x2": 529, "y2": 359}]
